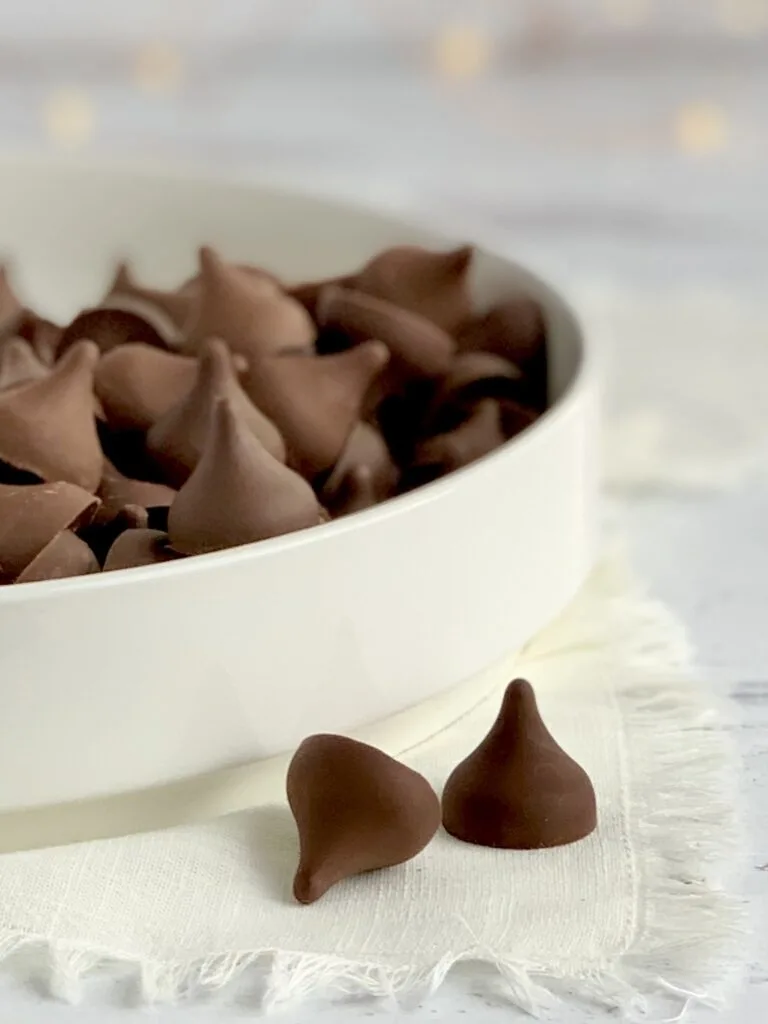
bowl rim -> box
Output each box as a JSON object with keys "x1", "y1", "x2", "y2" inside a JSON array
[{"x1": 0, "y1": 159, "x2": 596, "y2": 604}]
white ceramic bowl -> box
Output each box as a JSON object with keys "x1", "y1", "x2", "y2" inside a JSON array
[{"x1": 0, "y1": 163, "x2": 598, "y2": 819}]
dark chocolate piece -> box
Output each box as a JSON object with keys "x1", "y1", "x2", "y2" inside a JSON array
[
  {"x1": 287, "y1": 734, "x2": 441, "y2": 904},
  {"x1": 58, "y1": 307, "x2": 167, "y2": 355},
  {"x1": 442, "y1": 679, "x2": 597, "y2": 849}
]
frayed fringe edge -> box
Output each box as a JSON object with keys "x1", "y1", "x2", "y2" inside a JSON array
[{"x1": 0, "y1": 556, "x2": 749, "y2": 1017}]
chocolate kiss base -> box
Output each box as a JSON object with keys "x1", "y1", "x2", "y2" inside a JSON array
[{"x1": 442, "y1": 679, "x2": 597, "y2": 850}]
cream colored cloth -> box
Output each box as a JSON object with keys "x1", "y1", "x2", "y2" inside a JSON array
[{"x1": 0, "y1": 559, "x2": 744, "y2": 1016}]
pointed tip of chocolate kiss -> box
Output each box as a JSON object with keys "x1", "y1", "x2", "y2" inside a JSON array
[
  {"x1": 442, "y1": 677, "x2": 597, "y2": 850},
  {"x1": 147, "y1": 336, "x2": 285, "y2": 486},
  {"x1": 287, "y1": 733, "x2": 441, "y2": 905},
  {"x1": 167, "y1": 398, "x2": 322, "y2": 556}
]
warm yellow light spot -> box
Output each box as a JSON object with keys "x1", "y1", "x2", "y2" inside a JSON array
[
  {"x1": 601, "y1": 0, "x2": 652, "y2": 29},
  {"x1": 715, "y1": 0, "x2": 768, "y2": 37},
  {"x1": 42, "y1": 88, "x2": 95, "y2": 147},
  {"x1": 432, "y1": 23, "x2": 492, "y2": 80},
  {"x1": 134, "y1": 40, "x2": 184, "y2": 94},
  {"x1": 675, "y1": 103, "x2": 729, "y2": 155}
]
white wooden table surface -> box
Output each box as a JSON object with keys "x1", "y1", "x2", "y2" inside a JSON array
[{"x1": 1, "y1": 9, "x2": 766, "y2": 1018}]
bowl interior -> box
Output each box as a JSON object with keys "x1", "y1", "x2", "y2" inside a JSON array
[{"x1": 0, "y1": 161, "x2": 582, "y2": 406}]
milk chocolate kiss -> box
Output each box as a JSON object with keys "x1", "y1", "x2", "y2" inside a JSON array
[
  {"x1": 16, "y1": 530, "x2": 99, "y2": 584},
  {"x1": 103, "y1": 262, "x2": 192, "y2": 337},
  {"x1": 0, "y1": 338, "x2": 49, "y2": 390},
  {"x1": 104, "y1": 527, "x2": 176, "y2": 572},
  {"x1": 322, "y1": 465, "x2": 377, "y2": 518},
  {"x1": 183, "y1": 247, "x2": 316, "y2": 357},
  {"x1": 458, "y1": 298, "x2": 548, "y2": 409},
  {"x1": 287, "y1": 734, "x2": 441, "y2": 904},
  {"x1": 317, "y1": 286, "x2": 454, "y2": 383},
  {"x1": 147, "y1": 338, "x2": 285, "y2": 487},
  {"x1": 0, "y1": 481, "x2": 99, "y2": 583},
  {"x1": 411, "y1": 399, "x2": 507, "y2": 476},
  {"x1": 442, "y1": 679, "x2": 597, "y2": 849},
  {"x1": 352, "y1": 245, "x2": 473, "y2": 334},
  {"x1": 245, "y1": 340, "x2": 389, "y2": 478},
  {"x1": 95, "y1": 343, "x2": 197, "y2": 432},
  {"x1": 168, "y1": 399, "x2": 324, "y2": 556},
  {"x1": 323, "y1": 421, "x2": 396, "y2": 504},
  {"x1": 15, "y1": 310, "x2": 62, "y2": 365},
  {"x1": 0, "y1": 341, "x2": 103, "y2": 491}
]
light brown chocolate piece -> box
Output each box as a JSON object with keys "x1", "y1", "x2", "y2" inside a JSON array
[
  {"x1": 317, "y1": 285, "x2": 454, "y2": 384},
  {"x1": 147, "y1": 338, "x2": 285, "y2": 487},
  {"x1": 352, "y1": 244, "x2": 473, "y2": 333},
  {"x1": 168, "y1": 399, "x2": 324, "y2": 556},
  {"x1": 287, "y1": 734, "x2": 441, "y2": 904},
  {"x1": 183, "y1": 247, "x2": 316, "y2": 357},
  {"x1": 458, "y1": 296, "x2": 546, "y2": 367},
  {"x1": 104, "y1": 528, "x2": 176, "y2": 571},
  {"x1": 0, "y1": 481, "x2": 99, "y2": 583},
  {"x1": 245, "y1": 340, "x2": 389, "y2": 478},
  {"x1": 15, "y1": 310, "x2": 62, "y2": 365},
  {"x1": 95, "y1": 343, "x2": 197, "y2": 432},
  {"x1": 442, "y1": 679, "x2": 597, "y2": 849},
  {"x1": 0, "y1": 341, "x2": 103, "y2": 491},
  {"x1": 16, "y1": 529, "x2": 99, "y2": 584},
  {"x1": 323, "y1": 465, "x2": 378, "y2": 518},
  {"x1": 0, "y1": 338, "x2": 49, "y2": 390}
]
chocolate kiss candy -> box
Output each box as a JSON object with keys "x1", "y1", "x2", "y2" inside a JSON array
[
  {"x1": 104, "y1": 528, "x2": 176, "y2": 572},
  {"x1": 423, "y1": 352, "x2": 530, "y2": 435},
  {"x1": 0, "y1": 266, "x2": 22, "y2": 337},
  {"x1": 287, "y1": 734, "x2": 441, "y2": 904},
  {"x1": 352, "y1": 244, "x2": 473, "y2": 334},
  {"x1": 83, "y1": 502, "x2": 150, "y2": 564},
  {"x1": 95, "y1": 343, "x2": 197, "y2": 432},
  {"x1": 168, "y1": 399, "x2": 324, "y2": 555},
  {"x1": 245, "y1": 340, "x2": 390, "y2": 478},
  {"x1": 16, "y1": 530, "x2": 99, "y2": 584},
  {"x1": 0, "y1": 338, "x2": 49, "y2": 390},
  {"x1": 323, "y1": 421, "x2": 396, "y2": 504},
  {"x1": 95, "y1": 460, "x2": 176, "y2": 525},
  {"x1": 458, "y1": 298, "x2": 548, "y2": 410},
  {"x1": 323, "y1": 465, "x2": 377, "y2": 518},
  {"x1": 0, "y1": 340, "x2": 103, "y2": 491},
  {"x1": 317, "y1": 286, "x2": 454, "y2": 383},
  {"x1": 147, "y1": 338, "x2": 285, "y2": 487},
  {"x1": 0, "y1": 481, "x2": 99, "y2": 583},
  {"x1": 58, "y1": 307, "x2": 167, "y2": 356},
  {"x1": 102, "y1": 262, "x2": 192, "y2": 337},
  {"x1": 412, "y1": 399, "x2": 506, "y2": 474},
  {"x1": 442, "y1": 679, "x2": 597, "y2": 849},
  {"x1": 183, "y1": 247, "x2": 316, "y2": 357}
]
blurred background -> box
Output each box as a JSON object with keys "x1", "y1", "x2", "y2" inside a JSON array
[{"x1": 2, "y1": 0, "x2": 766, "y2": 295}]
